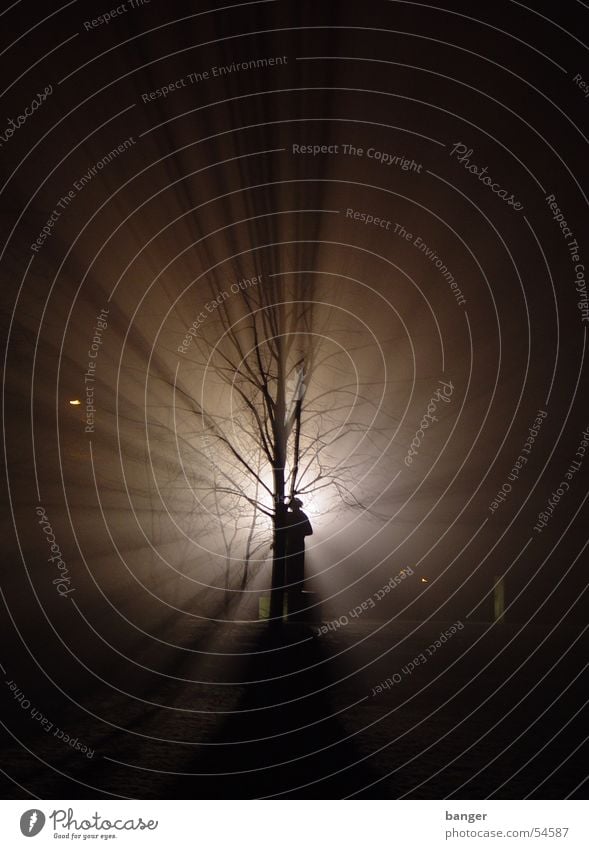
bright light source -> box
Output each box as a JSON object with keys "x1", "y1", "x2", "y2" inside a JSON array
[
  {"x1": 421, "y1": 577, "x2": 429, "y2": 583},
  {"x1": 69, "y1": 399, "x2": 82, "y2": 406}
]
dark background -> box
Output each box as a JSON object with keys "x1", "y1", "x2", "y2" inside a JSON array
[{"x1": 0, "y1": 0, "x2": 587, "y2": 799}]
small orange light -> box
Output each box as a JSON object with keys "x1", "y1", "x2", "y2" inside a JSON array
[
  {"x1": 421, "y1": 577, "x2": 429, "y2": 583},
  {"x1": 69, "y1": 399, "x2": 82, "y2": 406}
]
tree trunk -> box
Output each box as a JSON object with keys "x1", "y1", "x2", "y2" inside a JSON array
[
  {"x1": 269, "y1": 483, "x2": 286, "y2": 621},
  {"x1": 269, "y1": 336, "x2": 287, "y2": 622}
]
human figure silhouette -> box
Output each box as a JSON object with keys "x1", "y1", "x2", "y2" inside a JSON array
[{"x1": 285, "y1": 498, "x2": 313, "y2": 593}]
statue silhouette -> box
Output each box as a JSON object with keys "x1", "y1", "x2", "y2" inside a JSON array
[{"x1": 285, "y1": 498, "x2": 313, "y2": 593}]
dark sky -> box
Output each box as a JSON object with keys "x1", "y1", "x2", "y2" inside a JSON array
[{"x1": 0, "y1": 0, "x2": 588, "y2": 800}]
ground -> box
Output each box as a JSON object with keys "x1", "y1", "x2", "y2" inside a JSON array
[{"x1": 1, "y1": 619, "x2": 587, "y2": 799}]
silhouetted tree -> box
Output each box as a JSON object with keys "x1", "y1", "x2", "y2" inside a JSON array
[{"x1": 165, "y1": 272, "x2": 389, "y2": 620}]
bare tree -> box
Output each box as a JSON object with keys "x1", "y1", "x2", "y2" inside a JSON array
[{"x1": 163, "y1": 272, "x2": 389, "y2": 620}]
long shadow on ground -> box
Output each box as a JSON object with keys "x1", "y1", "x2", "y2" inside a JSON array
[{"x1": 164, "y1": 623, "x2": 379, "y2": 799}]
